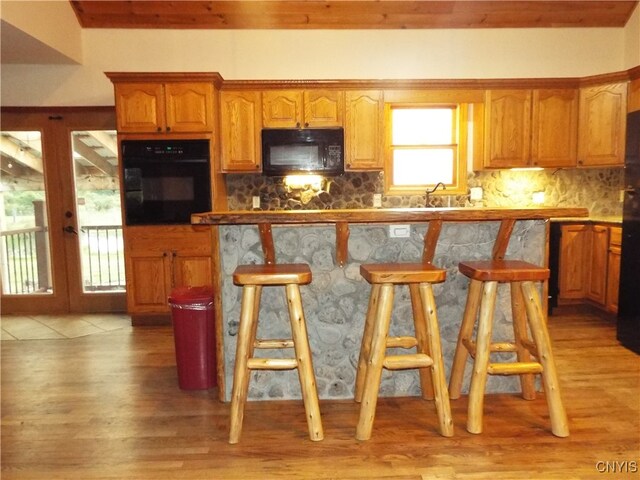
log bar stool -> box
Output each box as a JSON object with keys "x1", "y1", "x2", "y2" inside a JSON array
[
  {"x1": 449, "y1": 259, "x2": 569, "y2": 437},
  {"x1": 229, "y1": 263, "x2": 323, "y2": 444},
  {"x1": 354, "y1": 262, "x2": 454, "y2": 441}
]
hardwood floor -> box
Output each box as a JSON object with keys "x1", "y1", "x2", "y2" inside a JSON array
[{"x1": 1, "y1": 312, "x2": 638, "y2": 479}]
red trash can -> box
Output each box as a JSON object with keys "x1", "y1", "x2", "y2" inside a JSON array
[{"x1": 169, "y1": 286, "x2": 217, "y2": 390}]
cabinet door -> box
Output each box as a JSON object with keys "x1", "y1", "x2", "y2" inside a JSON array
[
  {"x1": 164, "y1": 83, "x2": 214, "y2": 133},
  {"x1": 173, "y1": 256, "x2": 213, "y2": 288},
  {"x1": 587, "y1": 225, "x2": 609, "y2": 304},
  {"x1": 558, "y1": 224, "x2": 589, "y2": 299},
  {"x1": 345, "y1": 90, "x2": 383, "y2": 170},
  {"x1": 303, "y1": 90, "x2": 343, "y2": 127},
  {"x1": 126, "y1": 254, "x2": 171, "y2": 313},
  {"x1": 531, "y1": 89, "x2": 578, "y2": 167},
  {"x1": 114, "y1": 83, "x2": 165, "y2": 133},
  {"x1": 578, "y1": 83, "x2": 627, "y2": 166},
  {"x1": 220, "y1": 91, "x2": 262, "y2": 172},
  {"x1": 262, "y1": 90, "x2": 303, "y2": 128},
  {"x1": 484, "y1": 90, "x2": 532, "y2": 168},
  {"x1": 606, "y1": 227, "x2": 622, "y2": 313}
]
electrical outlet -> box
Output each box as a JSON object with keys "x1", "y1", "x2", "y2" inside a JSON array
[
  {"x1": 252, "y1": 196, "x2": 260, "y2": 209},
  {"x1": 373, "y1": 194, "x2": 382, "y2": 208},
  {"x1": 470, "y1": 187, "x2": 483, "y2": 201},
  {"x1": 389, "y1": 224, "x2": 411, "y2": 238}
]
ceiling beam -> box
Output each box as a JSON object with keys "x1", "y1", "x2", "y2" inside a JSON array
[
  {"x1": 0, "y1": 136, "x2": 44, "y2": 174},
  {"x1": 82, "y1": 131, "x2": 118, "y2": 158},
  {"x1": 72, "y1": 137, "x2": 117, "y2": 176}
]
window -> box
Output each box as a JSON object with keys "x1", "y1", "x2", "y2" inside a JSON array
[{"x1": 385, "y1": 104, "x2": 468, "y2": 195}]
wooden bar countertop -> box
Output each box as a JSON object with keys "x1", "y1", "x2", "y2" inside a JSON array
[{"x1": 191, "y1": 207, "x2": 589, "y2": 225}]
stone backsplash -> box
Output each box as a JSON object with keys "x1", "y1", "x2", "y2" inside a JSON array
[{"x1": 225, "y1": 167, "x2": 623, "y2": 216}]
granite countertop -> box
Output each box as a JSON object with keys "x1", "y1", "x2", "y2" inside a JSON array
[{"x1": 193, "y1": 206, "x2": 589, "y2": 225}]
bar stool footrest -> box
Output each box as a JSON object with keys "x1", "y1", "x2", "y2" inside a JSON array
[
  {"x1": 383, "y1": 353, "x2": 434, "y2": 370},
  {"x1": 487, "y1": 361, "x2": 543, "y2": 375},
  {"x1": 386, "y1": 336, "x2": 419, "y2": 349},
  {"x1": 247, "y1": 358, "x2": 298, "y2": 370},
  {"x1": 254, "y1": 339, "x2": 294, "y2": 349}
]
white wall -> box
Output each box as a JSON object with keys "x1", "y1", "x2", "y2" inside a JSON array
[
  {"x1": 625, "y1": 3, "x2": 640, "y2": 68},
  {"x1": 0, "y1": 0, "x2": 82, "y2": 63},
  {"x1": 1, "y1": 2, "x2": 638, "y2": 107}
]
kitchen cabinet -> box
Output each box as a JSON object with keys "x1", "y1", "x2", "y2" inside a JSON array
[
  {"x1": 558, "y1": 224, "x2": 589, "y2": 300},
  {"x1": 262, "y1": 90, "x2": 344, "y2": 128},
  {"x1": 606, "y1": 227, "x2": 622, "y2": 313},
  {"x1": 114, "y1": 81, "x2": 215, "y2": 133},
  {"x1": 345, "y1": 90, "x2": 384, "y2": 170},
  {"x1": 483, "y1": 88, "x2": 578, "y2": 168},
  {"x1": 557, "y1": 222, "x2": 622, "y2": 313},
  {"x1": 586, "y1": 225, "x2": 609, "y2": 304},
  {"x1": 577, "y1": 82, "x2": 627, "y2": 167},
  {"x1": 220, "y1": 90, "x2": 262, "y2": 172},
  {"x1": 124, "y1": 226, "x2": 213, "y2": 315}
]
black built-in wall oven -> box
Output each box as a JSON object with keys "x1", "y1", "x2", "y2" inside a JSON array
[{"x1": 122, "y1": 139, "x2": 211, "y2": 225}]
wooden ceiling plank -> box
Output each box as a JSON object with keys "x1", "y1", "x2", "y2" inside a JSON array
[
  {"x1": 70, "y1": 0, "x2": 639, "y2": 29},
  {"x1": 0, "y1": 137, "x2": 44, "y2": 174},
  {"x1": 72, "y1": 137, "x2": 117, "y2": 176}
]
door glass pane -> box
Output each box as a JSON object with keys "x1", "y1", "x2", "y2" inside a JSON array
[
  {"x1": 0, "y1": 131, "x2": 53, "y2": 295},
  {"x1": 71, "y1": 130, "x2": 125, "y2": 293}
]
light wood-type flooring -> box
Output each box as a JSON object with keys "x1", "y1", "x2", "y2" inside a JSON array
[{"x1": 1, "y1": 312, "x2": 638, "y2": 479}]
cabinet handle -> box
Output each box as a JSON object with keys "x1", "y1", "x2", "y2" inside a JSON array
[
  {"x1": 172, "y1": 251, "x2": 177, "y2": 257},
  {"x1": 304, "y1": 122, "x2": 309, "y2": 128},
  {"x1": 157, "y1": 127, "x2": 162, "y2": 132},
  {"x1": 166, "y1": 126, "x2": 171, "y2": 132},
  {"x1": 163, "y1": 252, "x2": 168, "y2": 257},
  {"x1": 578, "y1": 160, "x2": 583, "y2": 165},
  {"x1": 296, "y1": 122, "x2": 301, "y2": 128}
]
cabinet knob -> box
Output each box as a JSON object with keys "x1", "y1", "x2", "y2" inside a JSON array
[
  {"x1": 157, "y1": 127, "x2": 162, "y2": 132},
  {"x1": 578, "y1": 160, "x2": 583, "y2": 165},
  {"x1": 296, "y1": 122, "x2": 301, "y2": 128},
  {"x1": 166, "y1": 126, "x2": 171, "y2": 132},
  {"x1": 304, "y1": 122, "x2": 309, "y2": 128}
]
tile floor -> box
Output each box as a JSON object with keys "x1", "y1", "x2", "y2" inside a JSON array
[{"x1": 0, "y1": 313, "x2": 132, "y2": 340}]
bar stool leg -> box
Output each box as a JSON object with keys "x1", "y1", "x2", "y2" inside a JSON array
[
  {"x1": 355, "y1": 284, "x2": 394, "y2": 441},
  {"x1": 355, "y1": 283, "x2": 381, "y2": 403},
  {"x1": 510, "y1": 281, "x2": 536, "y2": 400},
  {"x1": 449, "y1": 278, "x2": 483, "y2": 399},
  {"x1": 521, "y1": 281, "x2": 569, "y2": 438},
  {"x1": 410, "y1": 283, "x2": 434, "y2": 400},
  {"x1": 229, "y1": 285, "x2": 259, "y2": 444},
  {"x1": 419, "y1": 283, "x2": 454, "y2": 437},
  {"x1": 467, "y1": 280, "x2": 498, "y2": 434},
  {"x1": 286, "y1": 284, "x2": 324, "y2": 441}
]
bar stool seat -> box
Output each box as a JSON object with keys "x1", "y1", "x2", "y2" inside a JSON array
[
  {"x1": 449, "y1": 259, "x2": 569, "y2": 437},
  {"x1": 229, "y1": 263, "x2": 323, "y2": 444},
  {"x1": 355, "y1": 262, "x2": 454, "y2": 440}
]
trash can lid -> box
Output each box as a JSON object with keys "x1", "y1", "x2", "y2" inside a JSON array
[{"x1": 169, "y1": 285, "x2": 214, "y2": 305}]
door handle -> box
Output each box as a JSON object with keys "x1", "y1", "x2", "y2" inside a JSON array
[{"x1": 63, "y1": 225, "x2": 78, "y2": 235}]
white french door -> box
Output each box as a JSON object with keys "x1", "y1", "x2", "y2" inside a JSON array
[{"x1": 0, "y1": 108, "x2": 126, "y2": 314}]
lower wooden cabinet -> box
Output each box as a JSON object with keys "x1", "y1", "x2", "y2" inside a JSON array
[
  {"x1": 558, "y1": 222, "x2": 621, "y2": 313},
  {"x1": 606, "y1": 227, "x2": 622, "y2": 313},
  {"x1": 124, "y1": 225, "x2": 213, "y2": 315},
  {"x1": 586, "y1": 225, "x2": 609, "y2": 304},
  {"x1": 558, "y1": 224, "x2": 589, "y2": 299}
]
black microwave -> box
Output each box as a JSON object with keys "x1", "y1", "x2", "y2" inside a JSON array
[
  {"x1": 121, "y1": 139, "x2": 212, "y2": 225},
  {"x1": 262, "y1": 128, "x2": 344, "y2": 176}
]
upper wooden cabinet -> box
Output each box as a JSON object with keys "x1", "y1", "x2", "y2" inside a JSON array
[
  {"x1": 262, "y1": 90, "x2": 344, "y2": 128},
  {"x1": 344, "y1": 90, "x2": 384, "y2": 170},
  {"x1": 220, "y1": 90, "x2": 262, "y2": 172},
  {"x1": 113, "y1": 81, "x2": 215, "y2": 133},
  {"x1": 483, "y1": 88, "x2": 578, "y2": 169},
  {"x1": 577, "y1": 82, "x2": 627, "y2": 167}
]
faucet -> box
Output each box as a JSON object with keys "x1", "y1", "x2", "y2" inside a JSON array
[{"x1": 425, "y1": 182, "x2": 446, "y2": 207}]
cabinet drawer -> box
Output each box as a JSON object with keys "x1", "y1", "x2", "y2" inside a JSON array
[
  {"x1": 125, "y1": 225, "x2": 212, "y2": 255},
  {"x1": 609, "y1": 226, "x2": 622, "y2": 247}
]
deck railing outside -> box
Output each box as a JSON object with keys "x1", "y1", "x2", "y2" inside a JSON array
[{"x1": 1, "y1": 225, "x2": 125, "y2": 294}]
